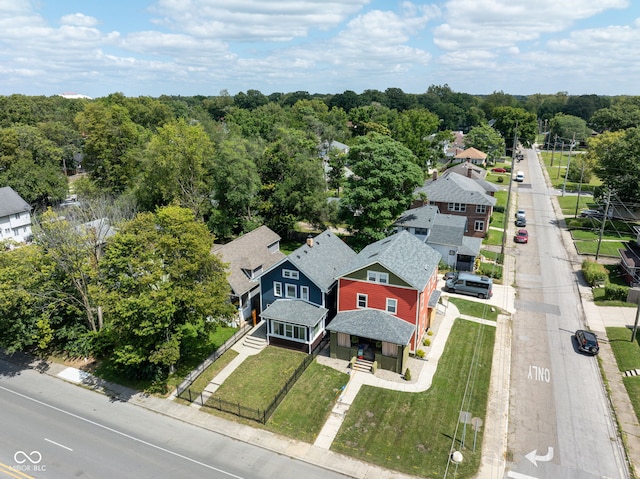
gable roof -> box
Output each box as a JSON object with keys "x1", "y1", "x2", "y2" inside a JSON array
[
  {"x1": 393, "y1": 205, "x2": 439, "y2": 230},
  {"x1": 213, "y1": 225, "x2": 285, "y2": 297},
  {"x1": 443, "y1": 161, "x2": 487, "y2": 181},
  {"x1": 454, "y1": 147, "x2": 487, "y2": 161},
  {"x1": 341, "y1": 230, "x2": 441, "y2": 291},
  {"x1": 327, "y1": 309, "x2": 415, "y2": 345},
  {"x1": 0, "y1": 187, "x2": 31, "y2": 218},
  {"x1": 428, "y1": 214, "x2": 467, "y2": 247},
  {"x1": 286, "y1": 229, "x2": 357, "y2": 292},
  {"x1": 261, "y1": 299, "x2": 327, "y2": 327},
  {"x1": 416, "y1": 172, "x2": 497, "y2": 207}
]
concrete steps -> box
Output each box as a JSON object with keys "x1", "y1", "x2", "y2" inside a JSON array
[
  {"x1": 243, "y1": 334, "x2": 267, "y2": 351},
  {"x1": 352, "y1": 358, "x2": 373, "y2": 373}
]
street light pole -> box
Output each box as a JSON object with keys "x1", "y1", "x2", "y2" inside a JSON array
[{"x1": 500, "y1": 122, "x2": 518, "y2": 258}]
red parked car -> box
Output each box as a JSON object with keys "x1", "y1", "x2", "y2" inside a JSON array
[
  {"x1": 491, "y1": 167, "x2": 507, "y2": 173},
  {"x1": 514, "y1": 229, "x2": 528, "y2": 243}
]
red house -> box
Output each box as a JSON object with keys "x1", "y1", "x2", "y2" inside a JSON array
[{"x1": 326, "y1": 231, "x2": 441, "y2": 373}]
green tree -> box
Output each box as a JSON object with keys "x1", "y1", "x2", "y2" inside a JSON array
[
  {"x1": 492, "y1": 107, "x2": 537, "y2": 150},
  {"x1": 340, "y1": 133, "x2": 424, "y2": 247},
  {"x1": 137, "y1": 118, "x2": 214, "y2": 217},
  {"x1": 98, "y1": 206, "x2": 234, "y2": 379},
  {"x1": 460, "y1": 124, "x2": 505, "y2": 162},
  {"x1": 548, "y1": 114, "x2": 590, "y2": 144},
  {"x1": 590, "y1": 97, "x2": 640, "y2": 132},
  {"x1": 74, "y1": 102, "x2": 146, "y2": 193},
  {"x1": 591, "y1": 128, "x2": 640, "y2": 202},
  {"x1": 391, "y1": 108, "x2": 440, "y2": 169}
]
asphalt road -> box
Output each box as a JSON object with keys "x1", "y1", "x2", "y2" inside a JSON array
[
  {"x1": 0, "y1": 361, "x2": 349, "y2": 479},
  {"x1": 504, "y1": 148, "x2": 627, "y2": 479}
]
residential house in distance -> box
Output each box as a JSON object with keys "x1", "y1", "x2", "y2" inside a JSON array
[
  {"x1": 414, "y1": 171, "x2": 497, "y2": 238},
  {"x1": 394, "y1": 205, "x2": 482, "y2": 271},
  {"x1": 259, "y1": 230, "x2": 356, "y2": 353},
  {"x1": 327, "y1": 231, "x2": 441, "y2": 373},
  {"x1": 443, "y1": 130, "x2": 465, "y2": 158},
  {"x1": 213, "y1": 226, "x2": 286, "y2": 325},
  {"x1": 451, "y1": 147, "x2": 488, "y2": 166},
  {"x1": 0, "y1": 186, "x2": 32, "y2": 244}
]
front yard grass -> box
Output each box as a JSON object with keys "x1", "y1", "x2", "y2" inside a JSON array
[
  {"x1": 484, "y1": 228, "x2": 503, "y2": 246},
  {"x1": 267, "y1": 360, "x2": 348, "y2": 443},
  {"x1": 606, "y1": 327, "x2": 640, "y2": 424},
  {"x1": 207, "y1": 346, "x2": 306, "y2": 411},
  {"x1": 332, "y1": 319, "x2": 495, "y2": 479},
  {"x1": 447, "y1": 296, "x2": 501, "y2": 321},
  {"x1": 174, "y1": 349, "x2": 239, "y2": 406},
  {"x1": 574, "y1": 240, "x2": 625, "y2": 257}
]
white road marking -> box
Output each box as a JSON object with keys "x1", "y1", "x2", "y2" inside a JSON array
[{"x1": 44, "y1": 438, "x2": 73, "y2": 451}]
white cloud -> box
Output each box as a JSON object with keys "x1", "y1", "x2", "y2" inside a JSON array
[{"x1": 60, "y1": 13, "x2": 99, "y2": 27}]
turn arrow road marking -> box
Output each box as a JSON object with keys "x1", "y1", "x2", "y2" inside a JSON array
[{"x1": 525, "y1": 446, "x2": 554, "y2": 467}]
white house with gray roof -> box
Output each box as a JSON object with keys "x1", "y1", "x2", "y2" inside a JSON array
[{"x1": 0, "y1": 186, "x2": 32, "y2": 244}]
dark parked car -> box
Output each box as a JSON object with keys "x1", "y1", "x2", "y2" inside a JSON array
[
  {"x1": 443, "y1": 271, "x2": 458, "y2": 281},
  {"x1": 515, "y1": 217, "x2": 526, "y2": 227},
  {"x1": 575, "y1": 329, "x2": 599, "y2": 355}
]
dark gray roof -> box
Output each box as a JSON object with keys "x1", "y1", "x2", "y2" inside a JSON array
[
  {"x1": 342, "y1": 230, "x2": 441, "y2": 291},
  {"x1": 213, "y1": 225, "x2": 286, "y2": 297},
  {"x1": 459, "y1": 236, "x2": 482, "y2": 256},
  {"x1": 443, "y1": 162, "x2": 486, "y2": 180},
  {"x1": 327, "y1": 309, "x2": 414, "y2": 345},
  {"x1": 0, "y1": 187, "x2": 31, "y2": 218},
  {"x1": 428, "y1": 214, "x2": 467, "y2": 247},
  {"x1": 428, "y1": 290, "x2": 441, "y2": 308},
  {"x1": 393, "y1": 205, "x2": 439, "y2": 229},
  {"x1": 261, "y1": 299, "x2": 327, "y2": 327},
  {"x1": 416, "y1": 172, "x2": 497, "y2": 207},
  {"x1": 287, "y1": 230, "x2": 357, "y2": 292}
]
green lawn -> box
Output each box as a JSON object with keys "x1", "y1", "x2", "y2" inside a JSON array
[
  {"x1": 267, "y1": 360, "x2": 348, "y2": 442},
  {"x1": 332, "y1": 319, "x2": 495, "y2": 479},
  {"x1": 490, "y1": 210, "x2": 505, "y2": 227},
  {"x1": 448, "y1": 297, "x2": 501, "y2": 321},
  {"x1": 174, "y1": 349, "x2": 239, "y2": 405},
  {"x1": 494, "y1": 190, "x2": 508, "y2": 208},
  {"x1": 484, "y1": 228, "x2": 503, "y2": 246},
  {"x1": 606, "y1": 327, "x2": 640, "y2": 425},
  {"x1": 207, "y1": 346, "x2": 306, "y2": 411},
  {"x1": 556, "y1": 195, "x2": 594, "y2": 216},
  {"x1": 574, "y1": 240, "x2": 625, "y2": 257}
]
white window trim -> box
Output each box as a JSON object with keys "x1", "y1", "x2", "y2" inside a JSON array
[
  {"x1": 285, "y1": 283, "x2": 297, "y2": 298},
  {"x1": 274, "y1": 281, "x2": 282, "y2": 297},
  {"x1": 301, "y1": 286, "x2": 309, "y2": 301},
  {"x1": 476, "y1": 204, "x2": 487, "y2": 214},
  {"x1": 474, "y1": 220, "x2": 485, "y2": 232},
  {"x1": 282, "y1": 269, "x2": 299, "y2": 279},
  {"x1": 386, "y1": 298, "x2": 398, "y2": 314},
  {"x1": 357, "y1": 293, "x2": 368, "y2": 308},
  {"x1": 367, "y1": 271, "x2": 389, "y2": 284}
]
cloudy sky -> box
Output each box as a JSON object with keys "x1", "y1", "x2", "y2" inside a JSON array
[{"x1": 1, "y1": 0, "x2": 639, "y2": 98}]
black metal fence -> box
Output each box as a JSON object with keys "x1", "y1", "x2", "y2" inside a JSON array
[{"x1": 177, "y1": 335, "x2": 329, "y2": 424}]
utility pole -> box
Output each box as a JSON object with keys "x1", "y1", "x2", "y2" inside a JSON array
[
  {"x1": 556, "y1": 140, "x2": 565, "y2": 179},
  {"x1": 550, "y1": 135, "x2": 557, "y2": 167},
  {"x1": 500, "y1": 122, "x2": 519, "y2": 258},
  {"x1": 595, "y1": 188, "x2": 612, "y2": 261},
  {"x1": 574, "y1": 159, "x2": 586, "y2": 218},
  {"x1": 561, "y1": 133, "x2": 576, "y2": 197}
]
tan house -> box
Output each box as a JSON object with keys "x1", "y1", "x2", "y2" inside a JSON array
[{"x1": 452, "y1": 147, "x2": 488, "y2": 166}]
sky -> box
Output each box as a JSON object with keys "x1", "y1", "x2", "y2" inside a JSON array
[{"x1": 1, "y1": 0, "x2": 639, "y2": 99}]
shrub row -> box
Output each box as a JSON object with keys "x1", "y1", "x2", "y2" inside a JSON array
[{"x1": 581, "y1": 259, "x2": 607, "y2": 286}]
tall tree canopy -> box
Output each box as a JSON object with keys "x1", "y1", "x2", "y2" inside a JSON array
[
  {"x1": 492, "y1": 107, "x2": 537, "y2": 150},
  {"x1": 99, "y1": 205, "x2": 234, "y2": 379},
  {"x1": 463, "y1": 124, "x2": 505, "y2": 161},
  {"x1": 340, "y1": 133, "x2": 424, "y2": 247},
  {"x1": 591, "y1": 128, "x2": 640, "y2": 203}
]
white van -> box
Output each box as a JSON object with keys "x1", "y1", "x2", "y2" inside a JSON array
[{"x1": 515, "y1": 171, "x2": 525, "y2": 182}]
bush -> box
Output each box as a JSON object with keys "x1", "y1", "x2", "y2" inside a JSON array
[
  {"x1": 581, "y1": 259, "x2": 608, "y2": 286},
  {"x1": 604, "y1": 284, "x2": 629, "y2": 302},
  {"x1": 497, "y1": 176, "x2": 504, "y2": 183},
  {"x1": 404, "y1": 368, "x2": 412, "y2": 381},
  {"x1": 427, "y1": 330, "x2": 434, "y2": 336},
  {"x1": 493, "y1": 205, "x2": 505, "y2": 213},
  {"x1": 478, "y1": 264, "x2": 503, "y2": 280},
  {"x1": 416, "y1": 349, "x2": 425, "y2": 358},
  {"x1": 423, "y1": 338, "x2": 431, "y2": 347}
]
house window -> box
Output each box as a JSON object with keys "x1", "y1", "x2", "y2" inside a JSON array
[
  {"x1": 449, "y1": 249, "x2": 456, "y2": 256},
  {"x1": 386, "y1": 298, "x2": 397, "y2": 314},
  {"x1": 272, "y1": 321, "x2": 306, "y2": 341},
  {"x1": 274, "y1": 282, "x2": 282, "y2": 297},
  {"x1": 447, "y1": 203, "x2": 466, "y2": 212},
  {"x1": 382, "y1": 341, "x2": 397, "y2": 357},
  {"x1": 357, "y1": 293, "x2": 368, "y2": 308},
  {"x1": 285, "y1": 283, "x2": 296, "y2": 298},
  {"x1": 476, "y1": 205, "x2": 487, "y2": 214},
  {"x1": 338, "y1": 332, "x2": 350, "y2": 347},
  {"x1": 282, "y1": 269, "x2": 299, "y2": 279},
  {"x1": 367, "y1": 271, "x2": 389, "y2": 284},
  {"x1": 301, "y1": 286, "x2": 309, "y2": 301},
  {"x1": 474, "y1": 220, "x2": 485, "y2": 232}
]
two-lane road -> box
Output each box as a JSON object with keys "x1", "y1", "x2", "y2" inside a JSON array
[{"x1": 0, "y1": 361, "x2": 349, "y2": 479}]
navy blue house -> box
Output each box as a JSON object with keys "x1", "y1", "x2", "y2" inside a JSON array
[{"x1": 259, "y1": 230, "x2": 356, "y2": 353}]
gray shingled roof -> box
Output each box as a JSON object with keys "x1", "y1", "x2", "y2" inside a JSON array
[
  {"x1": 427, "y1": 214, "x2": 467, "y2": 247},
  {"x1": 213, "y1": 225, "x2": 286, "y2": 297},
  {"x1": 327, "y1": 309, "x2": 414, "y2": 345},
  {"x1": 428, "y1": 290, "x2": 441, "y2": 308},
  {"x1": 460, "y1": 236, "x2": 482, "y2": 256},
  {"x1": 416, "y1": 172, "x2": 497, "y2": 207},
  {"x1": 0, "y1": 187, "x2": 31, "y2": 218},
  {"x1": 261, "y1": 299, "x2": 328, "y2": 327},
  {"x1": 393, "y1": 205, "x2": 438, "y2": 229},
  {"x1": 341, "y1": 230, "x2": 441, "y2": 291},
  {"x1": 287, "y1": 230, "x2": 357, "y2": 292}
]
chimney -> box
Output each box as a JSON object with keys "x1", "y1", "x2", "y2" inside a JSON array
[
  {"x1": 432, "y1": 170, "x2": 438, "y2": 181},
  {"x1": 306, "y1": 235, "x2": 313, "y2": 248},
  {"x1": 467, "y1": 162, "x2": 473, "y2": 178}
]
